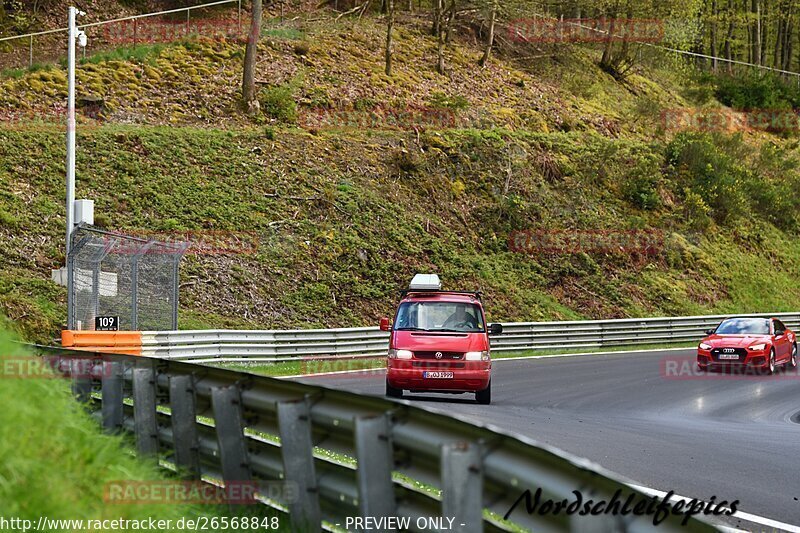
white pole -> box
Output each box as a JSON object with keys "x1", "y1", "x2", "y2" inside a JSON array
[{"x1": 66, "y1": 6, "x2": 76, "y2": 257}]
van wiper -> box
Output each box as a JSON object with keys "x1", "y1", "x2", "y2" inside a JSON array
[{"x1": 395, "y1": 327, "x2": 429, "y2": 331}]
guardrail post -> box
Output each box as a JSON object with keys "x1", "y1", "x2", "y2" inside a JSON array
[
  {"x1": 277, "y1": 398, "x2": 321, "y2": 533},
  {"x1": 70, "y1": 357, "x2": 93, "y2": 404},
  {"x1": 598, "y1": 322, "x2": 606, "y2": 349},
  {"x1": 354, "y1": 414, "x2": 396, "y2": 523},
  {"x1": 211, "y1": 385, "x2": 252, "y2": 484},
  {"x1": 132, "y1": 366, "x2": 159, "y2": 457},
  {"x1": 101, "y1": 361, "x2": 124, "y2": 433},
  {"x1": 170, "y1": 374, "x2": 201, "y2": 479},
  {"x1": 441, "y1": 442, "x2": 483, "y2": 533}
]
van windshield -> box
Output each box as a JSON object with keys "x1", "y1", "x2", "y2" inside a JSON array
[{"x1": 394, "y1": 301, "x2": 484, "y2": 333}]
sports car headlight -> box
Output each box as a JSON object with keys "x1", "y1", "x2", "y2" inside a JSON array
[
  {"x1": 388, "y1": 349, "x2": 413, "y2": 359},
  {"x1": 698, "y1": 342, "x2": 712, "y2": 350},
  {"x1": 748, "y1": 343, "x2": 766, "y2": 351},
  {"x1": 465, "y1": 351, "x2": 490, "y2": 361}
]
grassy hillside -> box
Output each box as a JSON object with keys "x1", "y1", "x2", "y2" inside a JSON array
[{"x1": 2, "y1": 6, "x2": 800, "y2": 343}]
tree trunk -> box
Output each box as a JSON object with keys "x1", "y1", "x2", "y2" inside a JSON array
[
  {"x1": 385, "y1": 0, "x2": 395, "y2": 75},
  {"x1": 745, "y1": 0, "x2": 752, "y2": 64},
  {"x1": 242, "y1": 0, "x2": 263, "y2": 115},
  {"x1": 724, "y1": 0, "x2": 734, "y2": 73},
  {"x1": 711, "y1": 0, "x2": 718, "y2": 71},
  {"x1": 445, "y1": 0, "x2": 455, "y2": 44},
  {"x1": 478, "y1": 0, "x2": 497, "y2": 67},
  {"x1": 432, "y1": 0, "x2": 441, "y2": 35},
  {"x1": 755, "y1": 0, "x2": 762, "y2": 65},
  {"x1": 761, "y1": 0, "x2": 768, "y2": 65},
  {"x1": 783, "y1": 19, "x2": 793, "y2": 70},
  {"x1": 437, "y1": 7, "x2": 446, "y2": 74},
  {"x1": 773, "y1": 1, "x2": 783, "y2": 68},
  {"x1": 600, "y1": 15, "x2": 617, "y2": 68}
]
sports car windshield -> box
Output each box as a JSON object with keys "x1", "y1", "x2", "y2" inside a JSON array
[
  {"x1": 714, "y1": 318, "x2": 770, "y2": 335},
  {"x1": 394, "y1": 301, "x2": 484, "y2": 333}
]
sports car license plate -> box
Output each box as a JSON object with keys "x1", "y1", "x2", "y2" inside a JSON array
[
  {"x1": 718, "y1": 353, "x2": 739, "y2": 360},
  {"x1": 423, "y1": 371, "x2": 454, "y2": 379}
]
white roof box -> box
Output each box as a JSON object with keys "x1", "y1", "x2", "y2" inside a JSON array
[{"x1": 409, "y1": 273, "x2": 441, "y2": 291}]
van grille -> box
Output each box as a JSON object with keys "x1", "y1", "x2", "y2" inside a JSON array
[
  {"x1": 414, "y1": 351, "x2": 463, "y2": 360},
  {"x1": 412, "y1": 361, "x2": 466, "y2": 369}
]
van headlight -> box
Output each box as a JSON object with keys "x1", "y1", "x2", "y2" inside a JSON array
[
  {"x1": 465, "y1": 351, "x2": 490, "y2": 361},
  {"x1": 388, "y1": 349, "x2": 413, "y2": 359}
]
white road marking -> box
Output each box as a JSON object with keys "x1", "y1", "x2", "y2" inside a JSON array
[
  {"x1": 278, "y1": 346, "x2": 694, "y2": 378},
  {"x1": 628, "y1": 483, "x2": 800, "y2": 533},
  {"x1": 278, "y1": 367, "x2": 386, "y2": 379},
  {"x1": 494, "y1": 346, "x2": 693, "y2": 362}
]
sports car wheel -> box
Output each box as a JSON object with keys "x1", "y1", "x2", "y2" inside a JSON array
[
  {"x1": 789, "y1": 344, "x2": 798, "y2": 370},
  {"x1": 767, "y1": 349, "x2": 776, "y2": 375}
]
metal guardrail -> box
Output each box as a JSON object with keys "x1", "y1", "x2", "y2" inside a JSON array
[
  {"x1": 33, "y1": 345, "x2": 718, "y2": 533},
  {"x1": 99, "y1": 312, "x2": 800, "y2": 363}
]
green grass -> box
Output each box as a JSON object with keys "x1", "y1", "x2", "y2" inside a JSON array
[
  {"x1": 262, "y1": 27, "x2": 305, "y2": 40},
  {"x1": 78, "y1": 44, "x2": 165, "y2": 66},
  {"x1": 0, "y1": 67, "x2": 26, "y2": 79},
  {"x1": 0, "y1": 329, "x2": 211, "y2": 529},
  {"x1": 219, "y1": 357, "x2": 385, "y2": 377}
]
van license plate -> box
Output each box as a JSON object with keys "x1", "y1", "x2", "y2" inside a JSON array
[{"x1": 423, "y1": 371, "x2": 453, "y2": 379}]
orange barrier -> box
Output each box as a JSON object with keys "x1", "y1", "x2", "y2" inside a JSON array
[{"x1": 61, "y1": 330, "x2": 143, "y2": 356}]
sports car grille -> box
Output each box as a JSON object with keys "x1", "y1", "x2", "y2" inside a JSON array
[
  {"x1": 414, "y1": 351, "x2": 463, "y2": 360},
  {"x1": 710, "y1": 347, "x2": 748, "y2": 362}
]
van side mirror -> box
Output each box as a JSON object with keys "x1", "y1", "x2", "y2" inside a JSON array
[
  {"x1": 379, "y1": 317, "x2": 391, "y2": 331},
  {"x1": 489, "y1": 323, "x2": 503, "y2": 335}
]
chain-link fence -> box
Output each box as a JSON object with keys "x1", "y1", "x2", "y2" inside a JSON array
[{"x1": 67, "y1": 225, "x2": 189, "y2": 331}]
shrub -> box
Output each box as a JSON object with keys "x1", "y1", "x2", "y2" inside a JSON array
[
  {"x1": 428, "y1": 91, "x2": 469, "y2": 110},
  {"x1": 665, "y1": 131, "x2": 800, "y2": 230},
  {"x1": 714, "y1": 72, "x2": 800, "y2": 111},
  {"x1": 623, "y1": 173, "x2": 661, "y2": 210},
  {"x1": 260, "y1": 84, "x2": 298, "y2": 123},
  {"x1": 666, "y1": 132, "x2": 749, "y2": 223}
]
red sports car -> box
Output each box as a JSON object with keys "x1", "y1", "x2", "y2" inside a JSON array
[{"x1": 697, "y1": 317, "x2": 798, "y2": 373}]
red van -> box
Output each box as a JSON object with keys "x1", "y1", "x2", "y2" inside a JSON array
[{"x1": 380, "y1": 274, "x2": 502, "y2": 404}]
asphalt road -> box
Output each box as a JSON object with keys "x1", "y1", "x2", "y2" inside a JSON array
[{"x1": 295, "y1": 349, "x2": 800, "y2": 531}]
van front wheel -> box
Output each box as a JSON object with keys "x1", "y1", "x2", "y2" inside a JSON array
[
  {"x1": 386, "y1": 380, "x2": 403, "y2": 399},
  {"x1": 475, "y1": 381, "x2": 491, "y2": 405}
]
